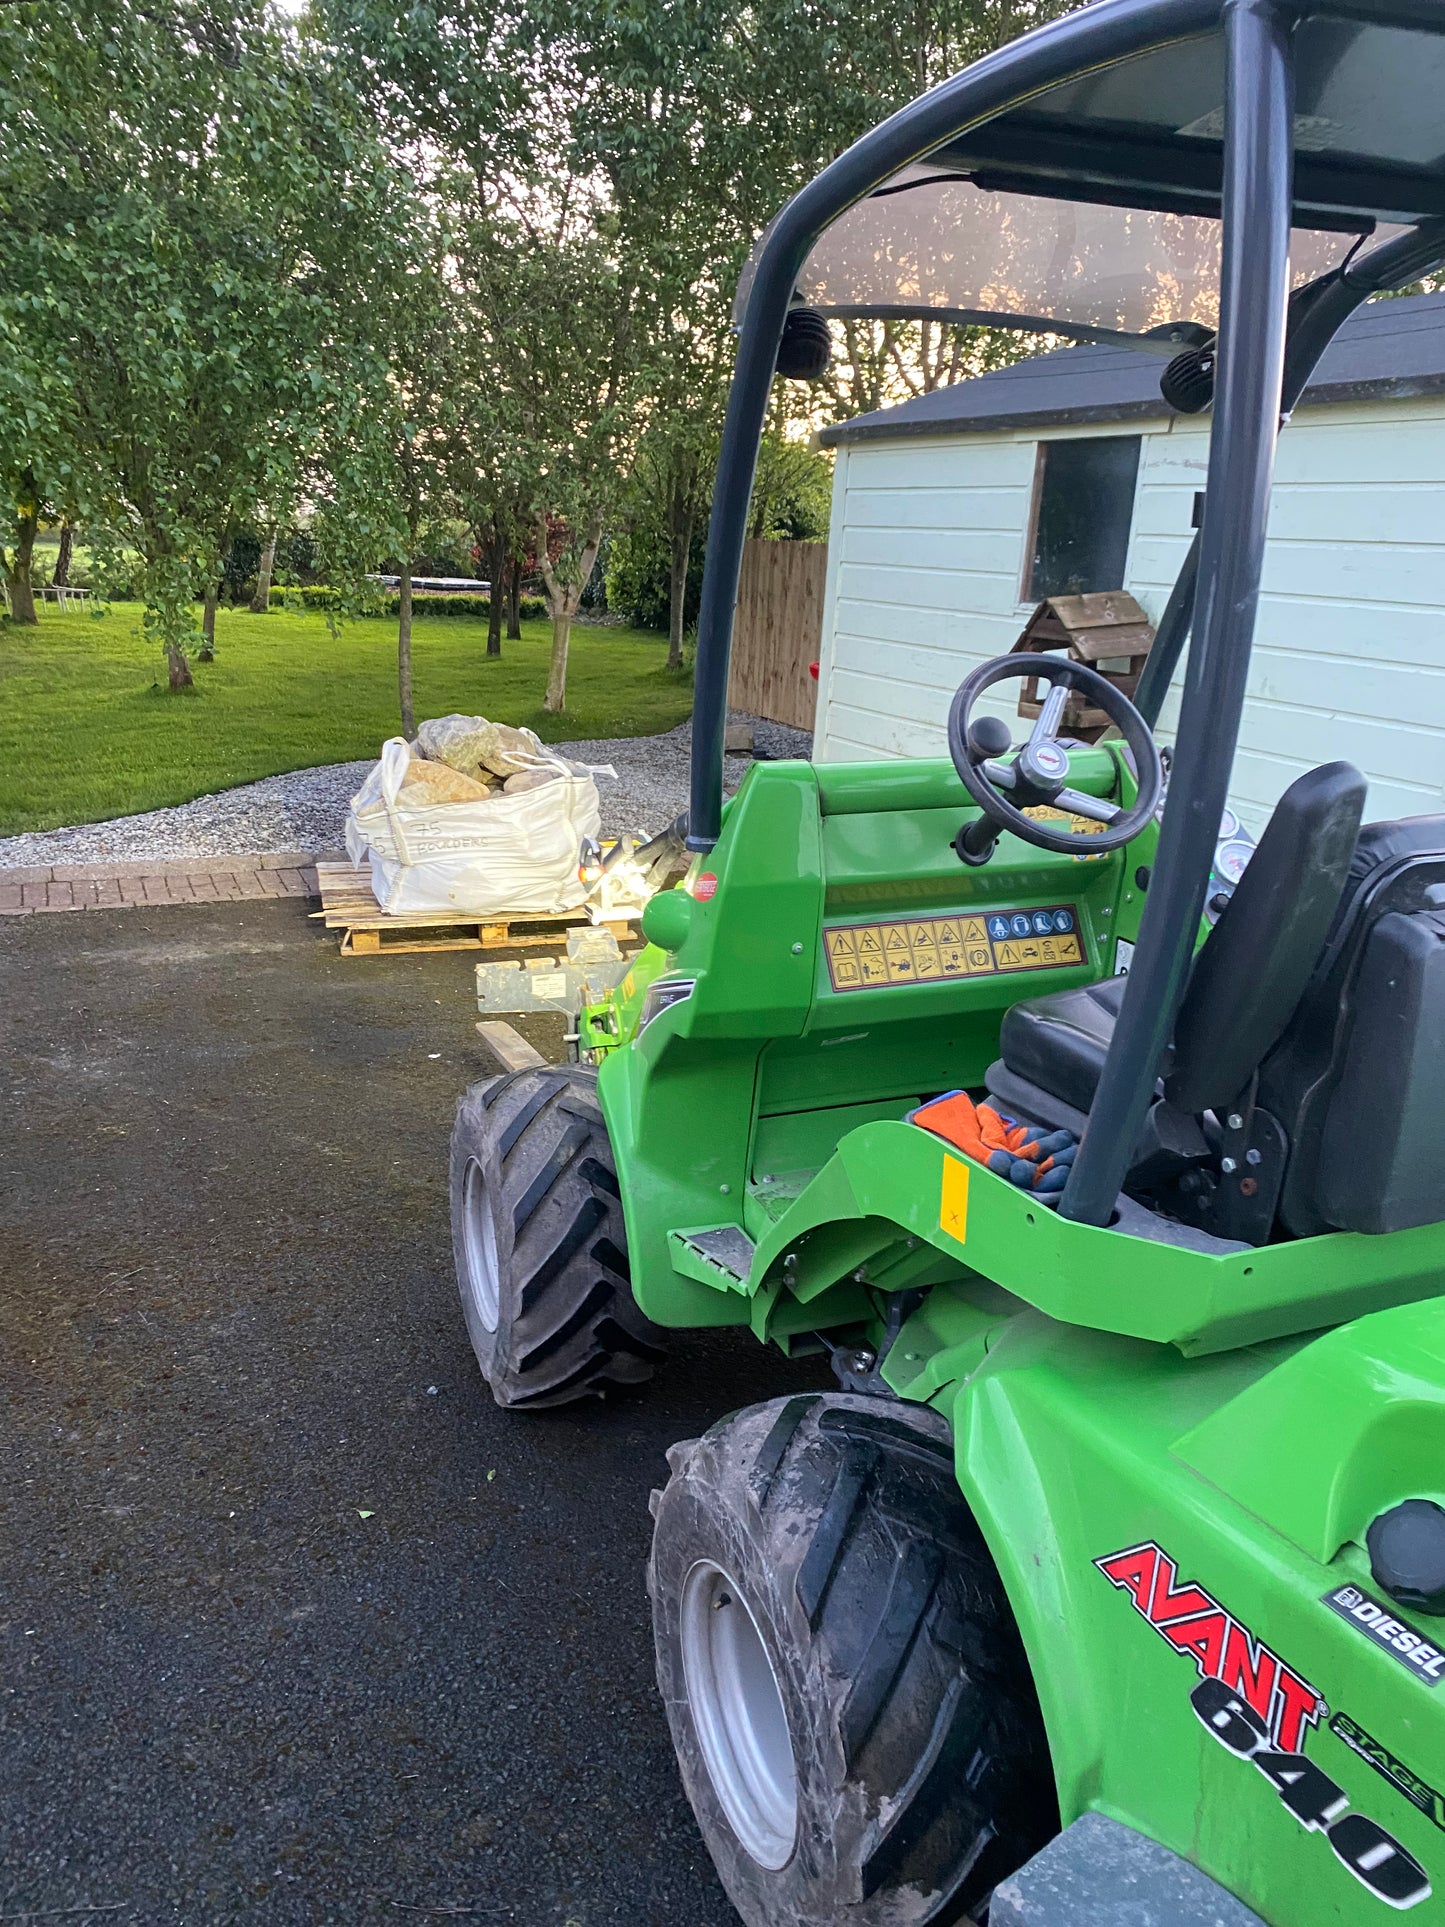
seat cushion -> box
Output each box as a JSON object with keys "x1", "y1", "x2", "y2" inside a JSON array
[{"x1": 998, "y1": 975, "x2": 1128, "y2": 1117}]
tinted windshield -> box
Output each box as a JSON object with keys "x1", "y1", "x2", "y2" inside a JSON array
[{"x1": 737, "y1": 168, "x2": 1396, "y2": 340}]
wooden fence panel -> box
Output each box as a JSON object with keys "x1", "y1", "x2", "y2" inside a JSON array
[{"x1": 727, "y1": 538, "x2": 826, "y2": 731}]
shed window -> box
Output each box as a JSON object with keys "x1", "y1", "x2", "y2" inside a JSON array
[{"x1": 1026, "y1": 435, "x2": 1141, "y2": 601}]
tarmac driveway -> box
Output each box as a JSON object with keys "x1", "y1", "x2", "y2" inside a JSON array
[{"x1": 0, "y1": 899, "x2": 821, "y2": 1925}]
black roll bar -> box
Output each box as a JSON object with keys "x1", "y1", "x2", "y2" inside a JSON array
[
  {"x1": 687, "y1": 0, "x2": 1222, "y2": 854},
  {"x1": 1058, "y1": 0, "x2": 1295, "y2": 1225}
]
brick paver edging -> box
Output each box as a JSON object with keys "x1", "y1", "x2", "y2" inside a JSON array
[{"x1": 0, "y1": 850, "x2": 341, "y2": 915}]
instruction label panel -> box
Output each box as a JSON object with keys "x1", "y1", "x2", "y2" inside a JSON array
[{"x1": 824, "y1": 905, "x2": 1082, "y2": 992}]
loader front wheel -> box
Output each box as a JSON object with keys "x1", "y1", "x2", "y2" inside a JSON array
[
  {"x1": 649, "y1": 1394, "x2": 1057, "y2": 1926},
  {"x1": 449, "y1": 1064, "x2": 664, "y2": 1408}
]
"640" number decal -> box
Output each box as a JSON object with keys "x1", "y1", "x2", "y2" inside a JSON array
[{"x1": 1193, "y1": 1677, "x2": 1432, "y2": 1910}]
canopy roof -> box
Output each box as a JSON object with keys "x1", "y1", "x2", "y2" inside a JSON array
[{"x1": 737, "y1": 3, "x2": 1445, "y2": 345}]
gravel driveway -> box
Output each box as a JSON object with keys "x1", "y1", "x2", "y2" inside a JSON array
[{"x1": 0, "y1": 713, "x2": 812, "y2": 867}]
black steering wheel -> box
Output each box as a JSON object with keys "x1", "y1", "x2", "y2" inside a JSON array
[{"x1": 947, "y1": 655, "x2": 1164, "y2": 861}]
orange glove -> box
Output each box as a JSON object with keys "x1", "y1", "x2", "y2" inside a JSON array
[{"x1": 909, "y1": 1090, "x2": 1077, "y2": 1193}]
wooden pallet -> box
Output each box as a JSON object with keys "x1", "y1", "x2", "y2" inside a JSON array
[{"x1": 313, "y1": 861, "x2": 637, "y2": 957}]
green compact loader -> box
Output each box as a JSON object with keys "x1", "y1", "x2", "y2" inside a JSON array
[{"x1": 449, "y1": 1, "x2": 1445, "y2": 1920}]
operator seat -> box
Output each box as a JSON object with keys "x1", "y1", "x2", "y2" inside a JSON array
[
  {"x1": 987, "y1": 767, "x2": 1445, "y2": 1240},
  {"x1": 1261, "y1": 815, "x2": 1445, "y2": 1235},
  {"x1": 989, "y1": 762, "x2": 1368, "y2": 1131}
]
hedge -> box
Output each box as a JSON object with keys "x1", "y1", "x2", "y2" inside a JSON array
[{"x1": 269, "y1": 586, "x2": 550, "y2": 622}]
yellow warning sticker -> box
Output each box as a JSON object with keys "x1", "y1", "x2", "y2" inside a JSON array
[
  {"x1": 823, "y1": 905, "x2": 1084, "y2": 992},
  {"x1": 1022, "y1": 805, "x2": 1107, "y2": 832},
  {"x1": 1022, "y1": 804, "x2": 1112, "y2": 860},
  {"x1": 940, "y1": 1156, "x2": 970, "y2": 1243}
]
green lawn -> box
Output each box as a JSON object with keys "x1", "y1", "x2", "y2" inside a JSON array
[{"x1": 0, "y1": 603, "x2": 692, "y2": 834}]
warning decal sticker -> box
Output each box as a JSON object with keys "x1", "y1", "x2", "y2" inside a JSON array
[{"x1": 824, "y1": 905, "x2": 1082, "y2": 991}]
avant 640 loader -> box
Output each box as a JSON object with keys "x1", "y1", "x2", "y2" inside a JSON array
[{"x1": 450, "y1": 2, "x2": 1445, "y2": 1920}]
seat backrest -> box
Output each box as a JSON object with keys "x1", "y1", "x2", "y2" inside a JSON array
[
  {"x1": 1164, "y1": 762, "x2": 1367, "y2": 1115},
  {"x1": 1261, "y1": 815, "x2": 1445, "y2": 1236}
]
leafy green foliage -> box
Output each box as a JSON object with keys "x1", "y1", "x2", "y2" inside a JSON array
[
  {"x1": 1, "y1": 0, "x2": 411, "y2": 673},
  {"x1": 606, "y1": 518, "x2": 708, "y2": 636},
  {"x1": 748, "y1": 437, "x2": 833, "y2": 542}
]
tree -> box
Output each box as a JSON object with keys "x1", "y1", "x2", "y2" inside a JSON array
[
  {"x1": 1, "y1": 0, "x2": 412, "y2": 685},
  {"x1": 324, "y1": 0, "x2": 652, "y2": 712},
  {"x1": 612, "y1": 421, "x2": 716, "y2": 663},
  {"x1": 558, "y1": 0, "x2": 757, "y2": 670},
  {"x1": 809, "y1": 315, "x2": 1052, "y2": 424},
  {"x1": 371, "y1": 231, "x2": 466, "y2": 739},
  {"x1": 443, "y1": 279, "x2": 535, "y2": 668},
  {"x1": 621, "y1": 289, "x2": 736, "y2": 668},
  {"x1": 506, "y1": 559, "x2": 524, "y2": 640},
  {"x1": 460, "y1": 210, "x2": 637, "y2": 713}
]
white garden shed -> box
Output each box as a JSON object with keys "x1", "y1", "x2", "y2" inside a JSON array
[{"x1": 814, "y1": 289, "x2": 1445, "y2": 831}]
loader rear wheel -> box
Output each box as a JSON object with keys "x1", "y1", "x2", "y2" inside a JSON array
[
  {"x1": 449, "y1": 1064, "x2": 664, "y2": 1409},
  {"x1": 649, "y1": 1394, "x2": 1057, "y2": 1927}
]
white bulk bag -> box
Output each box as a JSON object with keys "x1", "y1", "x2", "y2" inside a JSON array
[{"x1": 345, "y1": 737, "x2": 602, "y2": 918}]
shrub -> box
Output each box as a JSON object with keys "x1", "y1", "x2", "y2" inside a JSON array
[
  {"x1": 606, "y1": 518, "x2": 705, "y2": 634},
  {"x1": 267, "y1": 587, "x2": 549, "y2": 622}
]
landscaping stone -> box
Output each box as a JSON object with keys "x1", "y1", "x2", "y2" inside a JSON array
[{"x1": 416, "y1": 713, "x2": 530, "y2": 778}]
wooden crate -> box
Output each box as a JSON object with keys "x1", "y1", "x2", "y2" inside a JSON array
[{"x1": 313, "y1": 862, "x2": 636, "y2": 958}]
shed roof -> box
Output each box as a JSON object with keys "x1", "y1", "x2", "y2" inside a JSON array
[{"x1": 819, "y1": 288, "x2": 1445, "y2": 447}]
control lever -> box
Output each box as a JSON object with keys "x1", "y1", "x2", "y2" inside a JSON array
[
  {"x1": 956, "y1": 714, "x2": 1013, "y2": 867},
  {"x1": 955, "y1": 817, "x2": 1003, "y2": 866}
]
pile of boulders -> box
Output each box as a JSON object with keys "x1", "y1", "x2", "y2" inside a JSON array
[{"x1": 396, "y1": 715, "x2": 573, "y2": 805}]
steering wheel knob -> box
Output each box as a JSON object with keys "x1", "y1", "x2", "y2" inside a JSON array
[{"x1": 965, "y1": 714, "x2": 1012, "y2": 762}]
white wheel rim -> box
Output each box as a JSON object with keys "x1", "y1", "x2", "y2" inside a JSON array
[
  {"x1": 461, "y1": 1158, "x2": 501, "y2": 1334},
  {"x1": 680, "y1": 1559, "x2": 798, "y2": 1870}
]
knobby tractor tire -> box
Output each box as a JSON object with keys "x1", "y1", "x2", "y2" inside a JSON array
[
  {"x1": 449, "y1": 1064, "x2": 664, "y2": 1409},
  {"x1": 649, "y1": 1393, "x2": 1057, "y2": 1927}
]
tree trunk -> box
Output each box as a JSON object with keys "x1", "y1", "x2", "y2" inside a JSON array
[
  {"x1": 506, "y1": 556, "x2": 522, "y2": 640},
  {"x1": 197, "y1": 585, "x2": 219, "y2": 662},
  {"x1": 6, "y1": 501, "x2": 39, "y2": 624},
  {"x1": 165, "y1": 640, "x2": 194, "y2": 691},
  {"x1": 485, "y1": 525, "x2": 506, "y2": 659},
  {"x1": 52, "y1": 522, "x2": 74, "y2": 588},
  {"x1": 535, "y1": 509, "x2": 602, "y2": 717},
  {"x1": 667, "y1": 523, "x2": 691, "y2": 672},
  {"x1": 544, "y1": 607, "x2": 573, "y2": 713},
  {"x1": 397, "y1": 562, "x2": 417, "y2": 740},
  {"x1": 249, "y1": 524, "x2": 277, "y2": 612}
]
